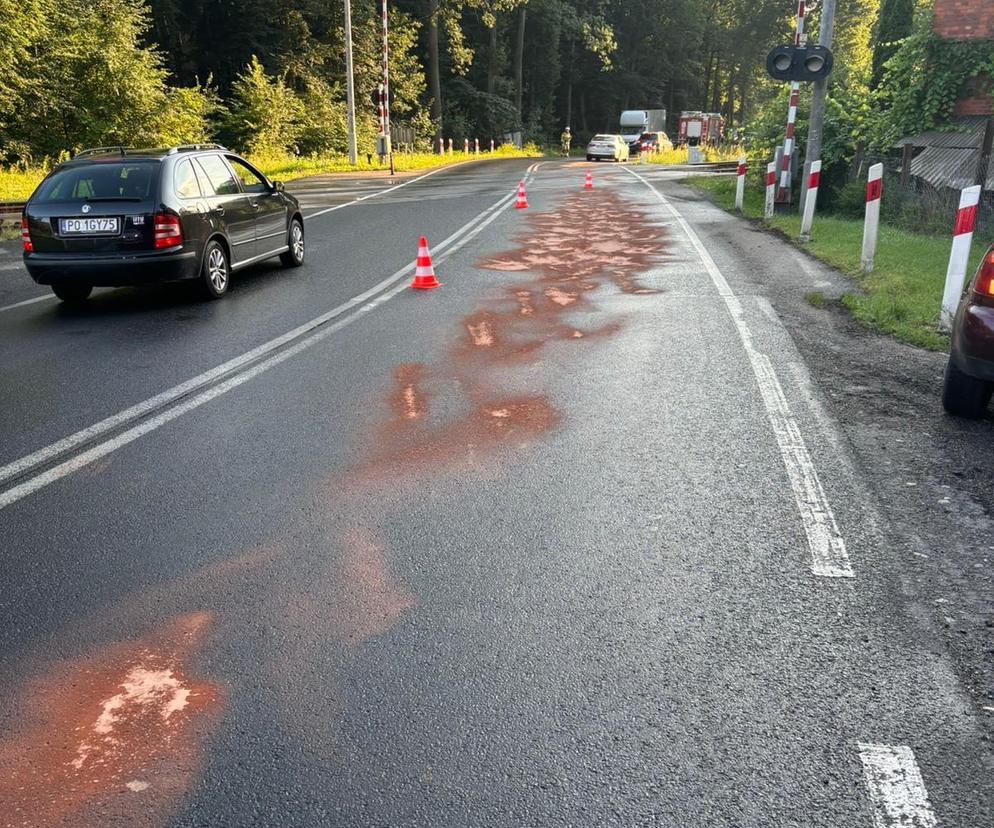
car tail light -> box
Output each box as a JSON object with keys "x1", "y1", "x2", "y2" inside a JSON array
[
  {"x1": 153, "y1": 212, "x2": 182, "y2": 249},
  {"x1": 976, "y1": 249, "x2": 994, "y2": 297},
  {"x1": 20, "y1": 217, "x2": 32, "y2": 253}
]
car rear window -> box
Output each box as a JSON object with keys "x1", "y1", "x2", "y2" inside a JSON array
[
  {"x1": 32, "y1": 162, "x2": 158, "y2": 203},
  {"x1": 592, "y1": 135, "x2": 612, "y2": 141}
]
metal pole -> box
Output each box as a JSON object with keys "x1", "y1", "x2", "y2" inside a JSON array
[
  {"x1": 802, "y1": 0, "x2": 837, "y2": 210},
  {"x1": 343, "y1": 0, "x2": 358, "y2": 165},
  {"x1": 775, "y1": 0, "x2": 807, "y2": 207},
  {"x1": 382, "y1": 0, "x2": 394, "y2": 175}
]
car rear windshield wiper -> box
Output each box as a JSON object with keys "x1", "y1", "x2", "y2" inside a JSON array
[{"x1": 82, "y1": 196, "x2": 144, "y2": 202}]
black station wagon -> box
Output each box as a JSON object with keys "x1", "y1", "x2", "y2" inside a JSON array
[{"x1": 21, "y1": 144, "x2": 305, "y2": 302}]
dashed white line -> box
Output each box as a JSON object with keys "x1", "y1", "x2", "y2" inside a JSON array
[
  {"x1": 624, "y1": 166, "x2": 853, "y2": 578},
  {"x1": 858, "y1": 743, "x2": 938, "y2": 828}
]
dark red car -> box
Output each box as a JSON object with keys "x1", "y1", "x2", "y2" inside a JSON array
[{"x1": 943, "y1": 244, "x2": 994, "y2": 417}]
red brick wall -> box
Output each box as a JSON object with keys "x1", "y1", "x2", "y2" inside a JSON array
[{"x1": 933, "y1": 0, "x2": 994, "y2": 40}]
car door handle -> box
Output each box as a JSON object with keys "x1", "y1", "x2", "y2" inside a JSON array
[
  {"x1": 250, "y1": 201, "x2": 261, "y2": 211},
  {"x1": 212, "y1": 206, "x2": 225, "y2": 217}
]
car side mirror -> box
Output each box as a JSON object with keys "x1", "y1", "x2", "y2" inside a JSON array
[{"x1": 272, "y1": 180, "x2": 285, "y2": 192}]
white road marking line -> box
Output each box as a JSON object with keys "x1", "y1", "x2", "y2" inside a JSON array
[
  {"x1": 624, "y1": 166, "x2": 853, "y2": 578},
  {"x1": 0, "y1": 173, "x2": 532, "y2": 509},
  {"x1": 858, "y1": 743, "x2": 938, "y2": 828},
  {"x1": 0, "y1": 293, "x2": 55, "y2": 312}
]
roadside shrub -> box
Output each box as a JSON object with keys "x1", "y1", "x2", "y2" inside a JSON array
[{"x1": 224, "y1": 57, "x2": 304, "y2": 157}]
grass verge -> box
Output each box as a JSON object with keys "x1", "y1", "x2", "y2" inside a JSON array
[
  {"x1": 0, "y1": 143, "x2": 543, "y2": 203},
  {"x1": 686, "y1": 175, "x2": 993, "y2": 351}
]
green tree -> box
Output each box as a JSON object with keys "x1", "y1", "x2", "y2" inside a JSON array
[
  {"x1": 223, "y1": 56, "x2": 304, "y2": 156},
  {"x1": 871, "y1": 0, "x2": 914, "y2": 89}
]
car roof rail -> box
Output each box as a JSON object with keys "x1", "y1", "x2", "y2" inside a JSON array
[
  {"x1": 168, "y1": 143, "x2": 229, "y2": 154},
  {"x1": 74, "y1": 146, "x2": 127, "y2": 158}
]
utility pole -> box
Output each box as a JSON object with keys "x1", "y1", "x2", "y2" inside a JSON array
[
  {"x1": 343, "y1": 0, "x2": 358, "y2": 165},
  {"x1": 802, "y1": 0, "x2": 836, "y2": 211},
  {"x1": 380, "y1": 0, "x2": 394, "y2": 175}
]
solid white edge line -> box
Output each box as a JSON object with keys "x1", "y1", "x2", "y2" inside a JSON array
[
  {"x1": 857, "y1": 743, "x2": 938, "y2": 828},
  {"x1": 0, "y1": 170, "x2": 535, "y2": 508},
  {"x1": 623, "y1": 166, "x2": 854, "y2": 579}
]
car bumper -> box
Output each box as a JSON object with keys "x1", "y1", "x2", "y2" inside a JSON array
[
  {"x1": 24, "y1": 248, "x2": 200, "y2": 287},
  {"x1": 587, "y1": 149, "x2": 615, "y2": 158},
  {"x1": 951, "y1": 300, "x2": 994, "y2": 382}
]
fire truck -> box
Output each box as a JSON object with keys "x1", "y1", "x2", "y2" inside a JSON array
[{"x1": 677, "y1": 112, "x2": 726, "y2": 146}]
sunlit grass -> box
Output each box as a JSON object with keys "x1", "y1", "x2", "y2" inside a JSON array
[
  {"x1": 0, "y1": 165, "x2": 51, "y2": 202},
  {"x1": 647, "y1": 145, "x2": 743, "y2": 165},
  {"x1": 686, "y1": 175, "x2": 993, "y2": 351}
]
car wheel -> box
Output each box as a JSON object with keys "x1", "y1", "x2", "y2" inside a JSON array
[
  {"x1": 280, "y1": 217, "x2": 305, "y2": 268},
  {"x1": 51, "y1": 283, "x2": 92, "y2": 303},
  {"x1": 586, "y1": 155, "x2": 592, "y2": 161},
  {"x1": 942, "y1": 359, "x2": 993, "y2": 418},
  {"x1": 199, "y1": 239, "x2": 230, "y2": 300}
]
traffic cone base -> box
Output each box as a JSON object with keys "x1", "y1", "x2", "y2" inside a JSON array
[
  {"x1": 515, "y1": 181, "x2": 529, "y2": 209},
  {"x1": 410, "y1": 235, "x2": 440, "y2": 290}
]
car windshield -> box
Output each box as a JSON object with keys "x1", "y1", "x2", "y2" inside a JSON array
[
  {"x1": 32, "y1": 162, "x2": 159, "y2": 203},
  {"x1": 640, "y1": 133, "x2": 655, "y2": 140}
]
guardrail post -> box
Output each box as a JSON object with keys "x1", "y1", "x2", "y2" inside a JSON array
[
  {"x1": 799, "y1": 160, "x2": 821, "y2": 242},
  {"x1": 735, "y1": 156, "x2": 747, "y2": 212},
  {"x1": 764, "y1": 162, "x2": 776, "y2": 219}
]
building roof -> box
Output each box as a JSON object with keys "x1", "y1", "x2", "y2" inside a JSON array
[{"x1": 896, "y1": 116, "x2": 993, "y2": 191}]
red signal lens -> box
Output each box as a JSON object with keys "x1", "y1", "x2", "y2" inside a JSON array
[
  {"x1": 153, "y1": 212, "x2": 182, "y2": 249},
  {"x1": 20, "y1": 217, "x2": 32, "y2": 253}
]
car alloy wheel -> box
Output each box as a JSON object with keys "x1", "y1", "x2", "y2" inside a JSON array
[
  {"x1": 199, "y1": 240, "x2": 229, "y2": 300},
  {"x1": 281, "y1": 217, "x2": 306, "y2": 268}
]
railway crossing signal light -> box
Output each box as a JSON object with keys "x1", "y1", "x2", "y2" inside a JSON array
[{"x1": 766, "y1": 45, "x2": 834, "y2": 82}]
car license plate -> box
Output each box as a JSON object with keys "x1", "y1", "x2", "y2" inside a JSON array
[{"x1": 60, "y1": 217, "x2": 120, "y2": 235}]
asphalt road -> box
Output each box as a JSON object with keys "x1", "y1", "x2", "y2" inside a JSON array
[{"x1": 0, "y1": 158, "x2": 991, "y2": 827}]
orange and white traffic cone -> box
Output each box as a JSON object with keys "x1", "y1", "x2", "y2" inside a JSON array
[
  {"x1": 584, "y1": 171, "x2": 593, "y2": 190},
  {"x1": 515, "y1": 181, "x2": 529, "y2": 209},
  {"x1": 410, "y1": 236, "x2": 440, "y2": 290}
]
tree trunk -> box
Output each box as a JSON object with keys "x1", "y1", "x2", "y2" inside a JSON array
[
  {"x1": 487, "y1": 21, "x2": 498, "y2": 94},
  {"x1": 428, "y1": 0, "x2": 443, "y2": 139},
  {"x1": 564, "y1": 34, "x2": 575, "y2": 128},
  {"x1": 711, "y1": 60, "x2": 722, "y2": 112},
  {"x1": 514, "y1": 5, "x2": 526, "y2": 119},
  {"x1": 702, "y1": 51, "x2": 714, "y2": 110}
]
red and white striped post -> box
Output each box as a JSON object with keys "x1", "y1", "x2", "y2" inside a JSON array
[
  {"x1": 799, "y1": 159, "x2": 821, "y2": 241},
  {"x1": 490, "y1": 138, "x2": 495, "y2": 152},
  {"x1": 860, "y1": 163, "x2": 883, "y2": 272},
  {"x1": 438, "y1": 136, "x2": 444, "y2": 155},
  {"x1": 734, "y1": 155, "x2": 747, "y2": 212},
  {"x1": 776, "y1": 0, "x2": 806, "y2": 205},
  {"x1": 474, "y1": 138, "x2": 479, "y2": 154},
  {"x1": 464, "y1": 138, "x2": 469, "y2": 154},
  {"x1": 764, "y1": 162, "x2": 776, "y2": 219},
  {"x1": 940, "y1": 184, "x2": 983, "y2": 332},
  {"x1": 447, "y1": 138, "x2": 453, "y2": 155}
]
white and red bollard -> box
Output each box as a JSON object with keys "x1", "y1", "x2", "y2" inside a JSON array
[
  {"x1": 940, "y1": 184, "x2": 983, "y2": 332},
  {"x1": 734, "y1": 156, "x2": 747, "y2": 212},
  {"x1": 438, "y1": 136, "x2": 444, "y2": 155},
  {"x1": 490, "y1": 139, "x2": 495, "y2": 152},
  {"x1": 464, "y1": 138, "x2": 469, "y2": 154},
  {"x1": 764, "y1": 162, "x2": 776, "y2": 219},
  {"x1": 861, "y1": 163, "x2": 883, "y2": 272},
  {"x1": 799, "y1": 160, "x2": 821, "y2": 242},
  {"x1": 584, "y1": 170, "x2": 593, "y2": 190},
  {"x1": 474, "y1": 138, "x2": 479, "y2": 154},
  {"x1": 447, "y1": 138, "x2": 453, "y2": 155}
]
